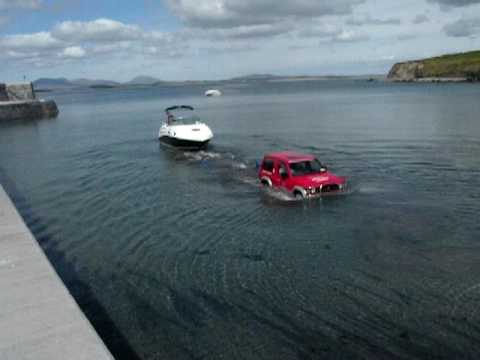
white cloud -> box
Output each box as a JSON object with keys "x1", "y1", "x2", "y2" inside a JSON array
[
  {"x1": 91, "y1": 42, "x2": 134, "y2": 55},
  {"x1": 226, "y1": 0, "x2": 364, "y2": 17},
  {"x1": 334, "y1": 30, "x2": 369, "y2": 42},
  {"x1": 163, "y1": 0, "x2": 373, "y2": 45},
  {"x1": 199, "y1": 44, "x2": 257, "y2": 55},
  {"x1": 0, "y1": 17, "x2": 186, "y2": 66},
  {"x1": 428, "y1": 0, "x2": 480, "y2": 7},
  {"x1": 0, "y1": 32, "x2": 63, "y2": 50},
  {"x1": 52, "y1": 18, "x2": 142, "y2": 43},
  {"x1": 294, "y1": 23, "x2": 370, "y2": 43},
  {"x1": 346, "y1": 15, "x2": 402, "y2": 26},
  {"x1": 5, "y1": 49, "x2": 37, "y2": 59},
  {"x1": 443, "y1": 17, "x2": 480, "y2": 37},
  {"x1": 60, "y1": 46, "x2": 86, "y2": 58},
  {"x1": 208, "y1": 23, "x2": 294, "y2": 39},
  {"x1": 413, "y1": 14, "x2": 430, "y2": 24},
  {"x1": 0, "y1": 0, "x2": 41, "y2": 10},
  {"x1": 166, "y1": 0, "x2": 364, "y2": 28},
  {"x1": 144, "y1": 46, "x2": 159, "y2": 55},
  {"x1": 397, "y1": 33, "x2": 416, "y2": 40},
  {"x1": 297, "y1": 23, "x2": 341, "y2": 38}
]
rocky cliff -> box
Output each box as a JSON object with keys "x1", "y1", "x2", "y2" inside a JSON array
[
  {"x1": 388, "y1": 61, "x2": 425, "y2": 82},
  {"x1": 388, "y1": 50, "x2": 480, "y2": 82}
]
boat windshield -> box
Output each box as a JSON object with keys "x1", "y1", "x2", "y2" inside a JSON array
[
  {"x1": 289, "y1": 159, "x2": 327, "y2": 176},
  {"x1": 167, "y1": 111, "x2": 200, "y2": 125}
]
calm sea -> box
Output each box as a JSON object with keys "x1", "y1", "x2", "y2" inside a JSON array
[{"x1": 1, "y1": 80, "x2": 480, "y2": 359}]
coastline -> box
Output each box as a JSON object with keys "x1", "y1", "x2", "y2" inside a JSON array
[
  {"x1": 387, "y1": 51, "x2": 480, "y2": 83},
  {"x1": 388, "y1": 77, "x2": 473, "y2": 83}
]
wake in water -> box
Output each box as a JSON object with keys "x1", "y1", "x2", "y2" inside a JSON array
[
  {"x1": 182, "y1": 150, "x2": 223, "y2": 161},
  {"x1": 161, "y1": 146, "x2": 355, "y2": 203},
  {"x1": 181, "y1": 148, "x2": 259, "y2": 187},
  {"x1": 354, "y1": 183, "x2": 396, "y2": 195}
]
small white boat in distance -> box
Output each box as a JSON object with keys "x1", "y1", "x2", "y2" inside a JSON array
[
  {"x1": 205, "y1": 89, "x2": 222, "y2": 97},
  {"x1": 159, "y1": 105, "x2": 213, "y2": 150}
]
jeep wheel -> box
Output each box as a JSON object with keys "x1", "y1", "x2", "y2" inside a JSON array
[
  {"x1": 294, "y1": 190, "x2": 305, "y2": 200},
  {"x1": 261, "y1": 179, "x2": 272, "y2": 187}
]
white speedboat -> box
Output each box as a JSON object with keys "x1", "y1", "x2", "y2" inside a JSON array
[
  {"x1": 205, "y1": 89, "x2": 222, "y2": 97},
  {"x1": 158, "y1": 105, "x2": 213, "y2": 149}
]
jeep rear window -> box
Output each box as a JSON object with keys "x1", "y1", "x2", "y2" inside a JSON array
[
  {"x1": 290, "y1": 159, "x2": 325, "y2": 176},
  {"x1": 263, "y1": 159, "x2": 274, "y2": 172}
]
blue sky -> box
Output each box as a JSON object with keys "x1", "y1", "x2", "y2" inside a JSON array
[
  {"x1": 2, "y1": 1, "x2": 180, "y2": 34},
  {"x1": 1, "y1": 0, "x2": 480, "y2": 82}
]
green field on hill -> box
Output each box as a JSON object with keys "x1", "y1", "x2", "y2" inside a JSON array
[{"x1": 420, "y1": 50, "x2": 480, "y2": 79}]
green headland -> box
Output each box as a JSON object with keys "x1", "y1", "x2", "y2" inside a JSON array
[{"x1": 388, "y1": 50, "x2": 480, "y2": 82}]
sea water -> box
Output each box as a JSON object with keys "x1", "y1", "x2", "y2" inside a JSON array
[{"x1": 1, "y1": 80, "x2": 480, "y2": 359}]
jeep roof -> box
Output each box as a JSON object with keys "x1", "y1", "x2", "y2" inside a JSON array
[{"x1": 263, "y1": 151, "x2": 315, "y2": 164}]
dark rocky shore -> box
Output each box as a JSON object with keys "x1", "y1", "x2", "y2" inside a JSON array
[{"x1": 0, "y1": 83, "x2": 59, "y2": 121}]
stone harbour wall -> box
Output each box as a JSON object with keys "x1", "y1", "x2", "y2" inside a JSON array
[
  {"x1": 0, "y1": 100, "x2": 59, "y2": 121},
  {"x1": 0, "y1": 84, "x2": 9, "y2": 101},
  {"x1": 0, "y1": 82, "x2": 59, "y2": 121},
  {"x1": 6, "y1": 83, "x2": 36, "y2": 101}
]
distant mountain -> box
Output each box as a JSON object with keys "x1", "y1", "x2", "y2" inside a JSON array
[
  {"x1": 33, "y1": 78, "x2": 73, "y2": 88},
  {"x1": 32, "y1": 73, "x2": 381, "y2": 90},
  {"x1": 71, "y1": 78, "x2": 120, "y2": 87},
  {"x1": 230, "y1": 74, "x2": 277, "y2": 81},
  {"x1": 126, "y1": 76, "x2": 161, "y2": 85},
  {"x1": 33, "y1": 77, "x2": 121, "y2": 89}
]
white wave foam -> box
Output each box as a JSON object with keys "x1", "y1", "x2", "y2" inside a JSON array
[
  {"x1": 183, "y1": 150, "x2": 222, "y2": 161},
  {"x1": 263, "y1": 188, "x2": 298, "y2": 202},
  {"x1": 233, "y1": 162, "x2": 248, "y2": 170}
]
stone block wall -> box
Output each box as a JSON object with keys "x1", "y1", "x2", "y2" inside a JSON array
[
  {"x1": 0, "y1": 84, "x2": 9, "y2": 101},
  {"x1": 0, "y1": 100, "x2": 59, "y2": 120},
  {"x1": 6, "y1": 83, "x2": 36, "y2": 101},
  {"x1": 0, "y1": 82, "x2": 58, "y2": 121}
]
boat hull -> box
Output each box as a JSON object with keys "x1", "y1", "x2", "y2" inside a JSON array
[
  {"x1": 158, "y1": 121, "x2": 213, "y2": 150},
  {"x1": 159, "y1": 136, "x2": 210, "y2": 150}
]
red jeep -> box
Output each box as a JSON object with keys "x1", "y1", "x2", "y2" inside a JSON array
[{"x1": 258, "y1": 152, "x2": 346, "y2": 199}]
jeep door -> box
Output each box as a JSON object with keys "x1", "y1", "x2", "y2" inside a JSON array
[{"x1": 272, "y1": 161, "x2": 289, "y2": 188}]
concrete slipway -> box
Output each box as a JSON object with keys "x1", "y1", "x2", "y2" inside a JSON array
[{"x1": 0, "y1": 185, "x2": 114, "y2": 360}]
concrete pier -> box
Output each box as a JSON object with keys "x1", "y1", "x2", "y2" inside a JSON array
[{"x1": 0, "y1": 185, "x2": 114, "y2": 360}]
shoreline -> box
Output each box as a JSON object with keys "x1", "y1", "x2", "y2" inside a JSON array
[{"x1": 388, "y1": 77, "x2": 474, "y2": 83}]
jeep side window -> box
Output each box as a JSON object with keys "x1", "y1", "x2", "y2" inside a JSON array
[
  {"x1": 279, "y1": 162, "x2": 288, "y2": 179},
  {"x1": 263, "y1": 159, "x2": 274, "y2": 172}
]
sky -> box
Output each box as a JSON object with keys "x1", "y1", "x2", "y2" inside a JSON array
[{"x1": 1, "y1": 0, "x2": 480, "y2": 82}]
